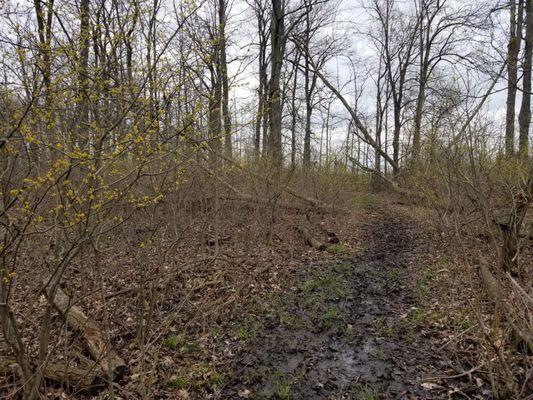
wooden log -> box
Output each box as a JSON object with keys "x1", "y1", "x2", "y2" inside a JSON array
[
  {"x1": 317, "y1": 223, "x2": 340, "y2": 244},
  {"x1": 45, "y1": 286, "x2": 128, "y2": 380},
  {"x1": 296, "y1": 226, "x2": 327, "y2": 251},
  {"x1": 494, "y1": 184, "x2": 532, "y2": 273},
  {"x1": 0, "y1": 359, "x2": 99, "y2": 389},
  {"x1": 42, "y1": 362, "x2": 99, "y2": 388},
  {"x1": 479, "y1": 259, "x2": 533, "y2": 351}
]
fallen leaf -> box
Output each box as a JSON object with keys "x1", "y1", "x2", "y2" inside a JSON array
[{"x1": 421, "y1": 382, "x2": 440, "y2": 390}]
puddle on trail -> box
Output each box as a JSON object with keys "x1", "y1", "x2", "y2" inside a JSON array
[{"x1": 256, "y1": 333, "x2": 390, "y2": 398}]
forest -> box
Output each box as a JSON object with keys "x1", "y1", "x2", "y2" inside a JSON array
[{"x1": 0, "y1": 0, "x2": 531, "y2": 399}]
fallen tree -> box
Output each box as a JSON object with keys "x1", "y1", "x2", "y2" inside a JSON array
[
  {"x1": 296, "y1": 226, "x2": 327, "y2": 251},
  {"x1": 44, "y1": 285, "x2": 128, "y2": 381},
  {"x1": 0, "y1": 358, "x2": 99, "y2": 389},
  {"x1": 194, "y1": 147, "x2": 342, "y2": 214},
  {"x1": 479, "y1": 258, "x2": 533, "y2": 352}
]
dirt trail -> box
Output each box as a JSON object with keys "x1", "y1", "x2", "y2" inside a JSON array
[{"x1": 221, "y1": 208, "x2": 448, "y2": 399}]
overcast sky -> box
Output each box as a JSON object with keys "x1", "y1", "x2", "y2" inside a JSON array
[{"x1": 225, "y1": 0, "x2": 511, "y2": 159}]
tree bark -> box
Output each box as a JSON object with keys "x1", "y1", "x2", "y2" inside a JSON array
[
  {"x1": 290, "y1": 55, "x2": 299, "y2": 168},
  {"x1": 219, "y1": 0, "x2": 232, "y2": 159},
  {"x1": 46, "y1": 285, "x2": 128, "y2": 380},
  {"x1": 255, "y1": 79, "x2": 264, "y2": 156},
  {"x1": 268, "y1": 0, "x2": 286, "y2": 167},
  {"x1": 77, "y1": 0, "x2": 90, "y2": 147},
  {"x1": 519, "y1": 0, "x2": 533, "y2": 158},
  {"x1": 506, "y1": 0, "x2": 524, "y2": 157},
  {"x1": 296, "y1": 226, "x2": 326, "y2": 250},
  {"x1": 302, "y1": 4, "x2": 315, "y2": 170}
]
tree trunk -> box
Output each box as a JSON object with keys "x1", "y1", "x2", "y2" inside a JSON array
[
  {"x1": 519, "y1": 0, "x2": 532, "y2": 158},
  {"x1": 255, "y1": 79, "x2": 264, "y2": 156},
  {"x1": 296, "y1": 226, "x2": 326, "y2": 251},
  {"x1": 505, "y1": 0, "x2": 524, "y2": 157},
  {"x1": 302, "y1": 6, "x2": 313, "y2": 170},
  {"x1": 46, "y1": 285, "x2": 128, "y2": 380},
  {"x1": 0, "y1": 303, "x2": 36, "y2": 398},
  {"x1": 412, "y1": 62, "x2": 427, "y2": 160},
  {"x1": 209, "y1": 77, "x2": 223, "y2": 167},
  {"x1": 392, "y1": 109, "x2": 401, "y2": 174},
  {"x1": 268, "y1": 0, "x2": 286, "y2": 168},
  {"x1": 219, "y1": 0, "x2": 232, "y2": 159},
  {"x1": 77, "y1": 0, "x2": 90, "y2": 148},
  {"x1": 290, "y1": 56, "x2": 299, "y2": 168}
]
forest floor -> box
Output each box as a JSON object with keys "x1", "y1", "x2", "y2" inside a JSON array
[
  {"x1": 216, "y1": 204, "x2": 481, "y2": 400},
  {"x1": 3, "y1": 194, "x2": 528, "y2": 399}
]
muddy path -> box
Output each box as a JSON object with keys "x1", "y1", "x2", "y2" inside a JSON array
[{"x1": 221, "y1": 208, "x2": 449, "y2": 399}]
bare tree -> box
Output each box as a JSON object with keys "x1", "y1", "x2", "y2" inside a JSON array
[
  {"x1": 505, "y1": 0, "x2": 524, "y2": 156},
  {"x1": 372, "y1": 0, "x2": 418, "y2": 174},
  {"x1": 248, "y1": 0, "x2": 271, "y2": 157},
  {"x1": 219, "y1": 0, "x2": 233, "y2": 159},
  {"x1": 268, "y1": 0, "x2": 287, "y2": 167},
  {"x1": 518, "y1": 0, "x2": 533, "y2": 157}
]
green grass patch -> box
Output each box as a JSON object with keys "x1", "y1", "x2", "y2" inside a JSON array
[
  {"x1": 408, "y1": 307, "x2": 426, "y2": 325},
  {"x1": 333, "y1": 262, "x2": 353, "y2": 274},
  {"x1": 168, "y1": 375, "x2": 189, "y2": 390},
  {"x1": 384, "y1": 324, "x2": 397, "y2": 337},
  {"x1": 164, "y1": 333, "x2": 185, "y2": 350},
  {"x1": 459, "y1": 317, "x2": 474, "y2": 331},
  {"x1": 321, "y1": 305, "x2": 344, "y2": 329},
  {"x1": 274, "y1": 372, "x2": 292, "y2": 399},
  {"x1": 302, "y1": 274, "x2": 346, "y2": 306},
  {"x1": 163, "y1": 333, "x2": 203, "y2": 356},
  {"x1": 357, "y1": 384, "x2": 379, "y2": 400},
  {"x1": 327, "y1": 243, "x2": 348, "y2": 255},
  {"x1": 203, "y1": 369, "x2": 224, "y2": 390},
  {"x1": 235, "y1": 319, "x2": 264, "y2": 342},
  {"x1": 301, "y1": 278, "x2": 321, "y2": 295},
  {"x1": 415, "y1": 266, "x2": 433, "y2": 301},
  {"x1": 354, "y1": 193, "x2": 378, "y2": 210},
  {"x1": 279, "y1": 311, "x2": 306, "y2": 329},
  {"x1": 384, "y1": 269, "x2": 399, "y2": 282}
]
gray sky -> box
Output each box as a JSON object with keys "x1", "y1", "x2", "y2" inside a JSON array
[{"x1": 224, "y1": 0, "x2": 512, "y2": 162}]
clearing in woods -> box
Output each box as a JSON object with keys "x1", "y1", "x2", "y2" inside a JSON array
[{"x1": 220, "y1": 206, "x2": 458, "y2": 400}]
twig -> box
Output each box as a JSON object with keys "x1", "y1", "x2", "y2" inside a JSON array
[
  {"x1": 420, "y1": 362, "x2": 486, "y2": 382},
  {"x1": 437, "y1": 323, "x2": 478, "y2": 351}
]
